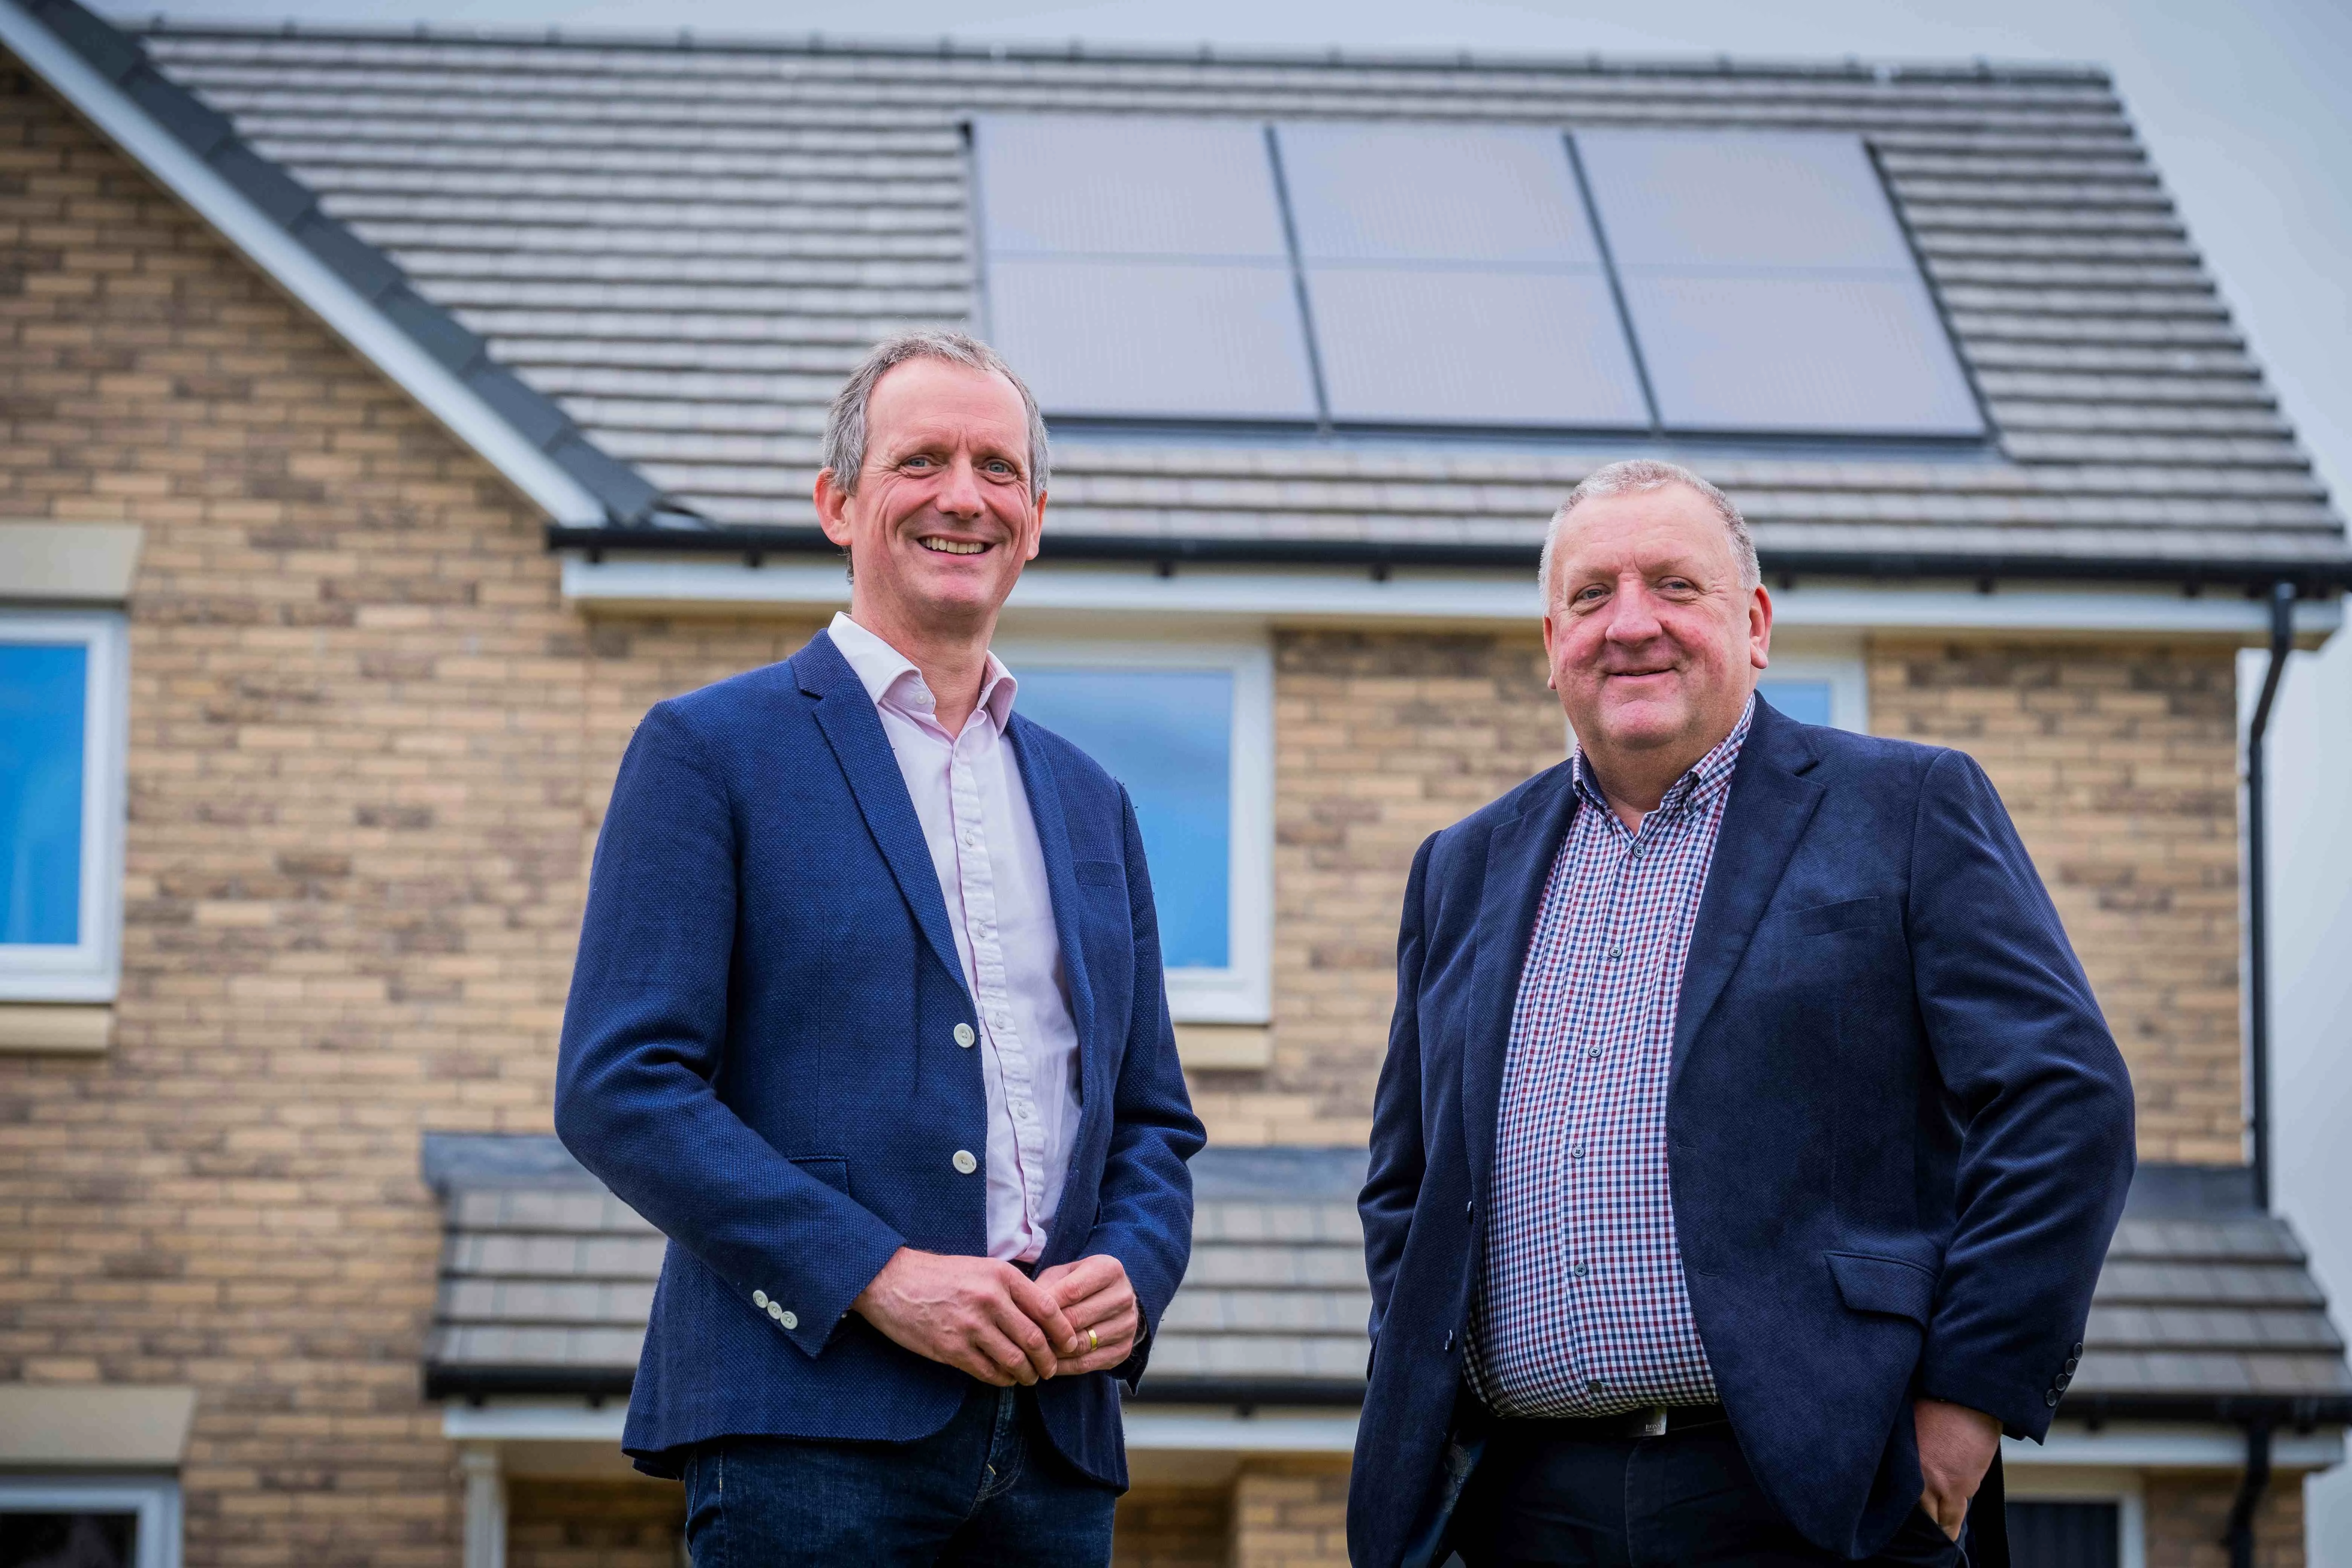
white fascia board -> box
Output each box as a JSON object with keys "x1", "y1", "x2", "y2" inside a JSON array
[
  {"x1": 560, "y1": 554, "x2": 2344, "y2": 640},
  {"x1": 439, "y1": 1400, "x2": 1360, "y2": 1455},
  {"x1": 443, "y1": 1403, "x2": 627, "y2": 1443},
  {"x1": 2007, "y1": 1421, "x2": 2345, "y2": 1471},
  {"x1": 0, "y1": 2, "x2": 605, "y2": 526}
]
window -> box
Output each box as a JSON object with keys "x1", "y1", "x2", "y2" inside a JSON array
[
  {"x1": 1756, "y1": 652, "x2": 1868, "y2": 733},
  {"x1": 971, "y1": 116, "x2": 1981, "y2": 441},
  {"x1": 2007, "y1": 1501, "x2": 2121, "y2": 1568},
  {"x1": 0, "y1": 1476, "x2": 180, "y2": 1568},
  {"x1": 0, "y1": 611, "x2": 128, "y2": 1001},
  {"x1": 1001, "y1": 639, "x2": 1272, "y2": 1023}
]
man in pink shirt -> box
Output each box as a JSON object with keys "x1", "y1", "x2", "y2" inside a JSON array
[{"x1": 555, "y1": 330, "x2": 1203, "y2": 1565}]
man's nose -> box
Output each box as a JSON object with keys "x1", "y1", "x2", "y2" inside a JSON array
[
  {"x1": 934, "y1": 456, "x2": 986, "y2": 518},
  {"x1": 1602, "y1": 583, "x2": 1664, "y2": 643}
]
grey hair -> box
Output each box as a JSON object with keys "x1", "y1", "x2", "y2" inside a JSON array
[
  {"x1": 820, "y1": 328, "x2": 1050, "y2": 496},
  {"x1": 1537, "y1": 458, "x2": 1761, "y2": 603}
]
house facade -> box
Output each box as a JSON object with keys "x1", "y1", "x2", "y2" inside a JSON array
[{"x1": 2, "y1": 4, "x2": 2348, "y2": 1566}]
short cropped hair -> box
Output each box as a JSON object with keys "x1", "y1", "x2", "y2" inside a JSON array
[
  {"x1": 1538, "y1": 458, "x2": 1761, "y2": 603},
  {"x1": 820, "y1": 328, "x2": 1050, "y2": 496}
]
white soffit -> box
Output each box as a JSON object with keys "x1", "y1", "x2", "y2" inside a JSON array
[
  {"x1": 558, "y1": 555, "x2": 2341, "y2": 642},
  {"x1": 0, "y1": 2, "x2": 605, "y2": 525}
]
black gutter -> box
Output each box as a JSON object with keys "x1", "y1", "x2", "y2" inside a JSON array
[
  {"x1": 2245, "y1": 580, "x2": 2297, "y2": 1212},
  {"x1": 546, "y1": 523, "x2": 2352, "y2": 596},
  {"x1": 2222, "y1": 1419, "x2": 2274, "y2": 1568},
  {"x1": 1122, "y1": 1378, "x2": 1368, "y2": 1409}
]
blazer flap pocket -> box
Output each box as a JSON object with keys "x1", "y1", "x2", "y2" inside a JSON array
[
  {"x1": 1075, "y1": 858, "x2": 1123, "y2": 889},
  {"x1": 1785, "y1": 895, "x2": 1885, "y2": 937},
  {"x1": 1827, "y1": 1251, "x2": 1936, "y2": 1324},
  {"x1": 789, "y1": 1155, "x2": 850, "y2": 1196}
]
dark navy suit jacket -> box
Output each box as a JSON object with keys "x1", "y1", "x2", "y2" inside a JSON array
[
  {"x1": 554, "y1": 630, "x2": 1204, "y2": 1486},
  {"x1": 1350, "y1": 697, "x2": 2135, "y2": 1565}
]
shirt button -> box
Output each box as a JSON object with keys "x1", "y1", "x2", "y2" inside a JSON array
[
  {"x1": 954, "y1": 1023, "x2": 976, "y2": 1047},
  {"x1": 1571, "y1": 1262, "x2": 1591, "y2": 1279},
  {"x1": 752, "y1": 1290, "x2": 768, "y2": 1309},
  {"x1": 1586, "y1": 1047, "x2": 1602, "y2": 1060},
  {"x1": 1608, "y1": 946, "x2": 1625, "y2": 960},
  {"x1": 953, "y1": 1149, "x2": 979, "y2": 1174},
  {"x1": 779, "y1": 1311, "x2": 799, "y2": 1331}
]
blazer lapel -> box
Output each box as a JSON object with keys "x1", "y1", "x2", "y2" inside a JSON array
[
  {"x1": 1004, "y1": 717, "x2": 1101, "y2": 1090},
  {"x1": 1462, "y1": 763, "x2": 1581, "y2": 1200},
  {"x1": 796, "y1": 632, "x2": 970, "y2": 998},
  {"x1": 1669, "y1": 700, "x2": 1825, "y2": 1089}
]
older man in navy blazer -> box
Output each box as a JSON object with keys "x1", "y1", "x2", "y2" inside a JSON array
[
  {"x1": 556, "y1": 329, "x2": 1203, "y2": 1566},
  {"x1": 1351, "y1": 460, "x2": 2135, "y2": 1567}
]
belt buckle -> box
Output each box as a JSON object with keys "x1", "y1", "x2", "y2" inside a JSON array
[{"x1": 1639, "y1": 1407, "x2": 1668, "y2": 1437}]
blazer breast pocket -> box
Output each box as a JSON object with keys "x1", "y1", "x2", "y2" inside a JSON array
[
  {"x1": 1781, "y1": 894, "x2": 1886, "y2": 939},
  {"x1": 1075, "y1": 859, "x2": 1124, "y2": 890}
]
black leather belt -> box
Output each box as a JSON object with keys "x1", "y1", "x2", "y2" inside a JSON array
[{"x1": 1491, "y1": 1401, "x2": 1730, "y2": 1442}]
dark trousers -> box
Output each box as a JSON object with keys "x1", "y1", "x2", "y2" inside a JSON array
[
  {"x1": 681, "y1": 1381, "x2": 1117, "y2": 1568},
  {"x1": 1448, "y1": 1409, "x2": 1971, "y2": 1568}
]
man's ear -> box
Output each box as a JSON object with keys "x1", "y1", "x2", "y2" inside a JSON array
[
  {"x1": 1023, "y1": 488, "x2": 1047, "y2": 564},
  {"x1": 815, "y1": 468, "x2": 854, "y2": 548},
  {"x1": 1747, "y1": 583, "x2": 1775, "y2": 671}
]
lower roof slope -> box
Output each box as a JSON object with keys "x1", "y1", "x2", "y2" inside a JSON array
[
  {"x1": 138, "y1": 23, "x2": 2348, "y2": 581},
  {"x1": 422, "y1": 1136, "x2": 2350, "y2": 1421}
]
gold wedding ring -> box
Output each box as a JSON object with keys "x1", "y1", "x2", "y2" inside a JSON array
[{"x1": 1088, "y1": 1328, "x2": 1099, "y2": 1352}]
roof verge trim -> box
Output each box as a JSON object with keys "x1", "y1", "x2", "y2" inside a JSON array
[{"x1": 0, "y1": 0, "x2": 668, "y2": 527}]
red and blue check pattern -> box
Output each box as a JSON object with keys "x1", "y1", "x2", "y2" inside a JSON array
[{"x1": 1466, "y1": 697, "x2": 1755, "y2": 1417}]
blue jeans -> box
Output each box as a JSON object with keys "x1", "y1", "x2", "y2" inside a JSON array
[{"x1": 681, "y1": 1381, "x2": 1118, "y2": 1567}]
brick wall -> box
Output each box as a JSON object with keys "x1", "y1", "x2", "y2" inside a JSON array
[
  {"x1": 1868, "y1": 638, "x2": 2243, "y2": 1164},
  {"x1": 506, "y1": 1481, "x2": 681, "y2": 1568},
  {"x1": 1112, "y1": 1484, "x2": 1231, "y2": 1568},
  {"x1": 1230, "y1": 1462, "x2": 1351, "y2": 1568},
  {"x1": 2144, "y1": 1472, "x2": 2305, "y2": 1568},
  {"x1": 1216, "y1": 629, "x2": 2245, "y2": 1162},
  {"x1": 1, "y1": 62, "x2": 586, "y2": 1564}
]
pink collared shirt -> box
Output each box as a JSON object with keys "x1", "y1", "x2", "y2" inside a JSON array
[{"x1": 826, "y1": 612, "x2": 1081, "y2": 1263}]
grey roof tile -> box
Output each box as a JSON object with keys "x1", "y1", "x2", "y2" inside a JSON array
[{"x1": 127, "y1": 20, "x2": 2345, "y2": 573}]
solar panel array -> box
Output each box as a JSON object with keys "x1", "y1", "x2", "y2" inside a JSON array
[{"x1": 973, "y1": 115, "x2": 1985, "y2": 440}]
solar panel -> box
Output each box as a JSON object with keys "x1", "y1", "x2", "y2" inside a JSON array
[
  {"x1": 1274, "y1": 124, "x2": 1645, "y2": 428},
  {"x1": 1304, "y1": 269, "x2": 1648, "y2": 427},
  {"x1": 1574, "y1": 129, "x2": 1984, "y2": 437},
  {"x1": 974, "y1": 115, "x2": 1290, "y2": 259},
  {"x1": 972, "y1": 115, "x2": 1317, "y2": 420},
  {"x1": 986, "y1": 258, "x2": 1319, "y2": 421},
  {"x1": 1280, "y1": 122, "x2": 1603, "y2": 266}
]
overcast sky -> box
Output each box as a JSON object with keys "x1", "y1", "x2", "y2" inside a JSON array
[{"x1": 97, "y1": 0, "x2": 2352, "y2": 1550}]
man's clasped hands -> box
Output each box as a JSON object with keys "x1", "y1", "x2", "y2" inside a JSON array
[{"x1": 851, "y1": 1248, "x2": 1140, "y2": 1387}]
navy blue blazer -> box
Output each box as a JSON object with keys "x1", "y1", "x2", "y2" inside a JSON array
[
  {"x1": 1351, "y1": 697, "x2": 2135, "y2": 1565},
  {"x1": 554, "y1": 630, "x2": 1204, "y2": 1486}
]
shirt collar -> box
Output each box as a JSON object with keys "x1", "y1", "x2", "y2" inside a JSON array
[
  {"x1": 1571, "y1": 693, "x2": 1756, "y2": 821},
  {"x1": 827, "y1": 611, "x2": 1018, "y2": 733}
]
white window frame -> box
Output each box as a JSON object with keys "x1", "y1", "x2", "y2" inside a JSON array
[
  {"x1": 2000, "y1": 1465, "x2": 2146, "y2": 1568},
  {"x1": 0, "y1": 609, "x2": 129, "y2": 1002},
  {"x1": 0, "y1": 1473, "x2": 182, "y2": 1568},
  {"x1": 997, "y1": 635, "x2": 1274, "y2": 1025},
  {"x1": 1755, "y1": 650, "x2": 1870, "y2": 732}
]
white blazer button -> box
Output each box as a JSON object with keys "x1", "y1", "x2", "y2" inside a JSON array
[
  {"x1": 779, "y1": 1311, "x2": 799, "y2": 1330},
  {"x1": 952, "y1": 1149, "x2": 978, "y2": 1174},
  {"x1": 767, "y1": 1302, "x2": 784, "y2": 1320},
  {"x1": 954, "y1": 1023, "x2": 976, "y2": 1048},
  {"x1": 752, "y1": 1290, "x2": 768, "y2": 1309}
]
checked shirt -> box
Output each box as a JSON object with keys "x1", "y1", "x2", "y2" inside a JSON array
[{"x1": 1466, "y1": 697, "x2": 1754, "y2": 1418}]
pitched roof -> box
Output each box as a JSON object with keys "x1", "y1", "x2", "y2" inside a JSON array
[
  {"x1": 419, "y1": 1136, "x2": 2351, "y2": 1421},
  {"x1": 112, "y1": 21, "x2": 2349, "y2": 586},
  {"x1": 2, "y1": 0, "x2": 674, "y2": 526}
]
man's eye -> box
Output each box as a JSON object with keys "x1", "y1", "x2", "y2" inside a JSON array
[{"x1": 902, "y1": 455, "x2": 935, "y2": 469}]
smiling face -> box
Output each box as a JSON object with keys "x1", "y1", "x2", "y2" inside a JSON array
[
  {"x1": 1542, "y1": 482, "x2": 1772, "y2": 783},
  {"x1": 815, "y1": 354, "x2": 1044, "y2": 645}
]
